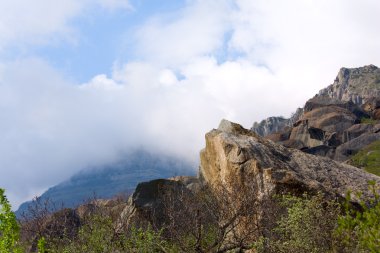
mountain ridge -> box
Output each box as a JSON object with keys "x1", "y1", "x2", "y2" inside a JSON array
[{"x1": 16, "y1": 150, "x2": 194, "y2": 217}]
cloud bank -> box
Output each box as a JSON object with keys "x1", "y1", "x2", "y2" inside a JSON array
[{"x1": 1, "y1": 0, "x2": 380, "y2": 208}]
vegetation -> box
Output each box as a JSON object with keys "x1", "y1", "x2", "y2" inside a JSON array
[
  {"x1": 351, "y1": 140, "x2": 380, "y2": 176},
  {"x1": 0, "y1": 188, "x2": 23, "y2": 252},
  {"x1": 2, "y1": 182, "x2": 380, "y2": 252},
  {"x1": 360, "y1": 117, "x2": 378, "y2": 125},
  {"x1": 266, "y1": 193, "x2": 340, "y2": 253},
  {"x1": 336, "y1": 182, "x2": 380, "y2": 252},
  {"x1": 159, "y1": 182, "x2": 263, "y2": 252}
]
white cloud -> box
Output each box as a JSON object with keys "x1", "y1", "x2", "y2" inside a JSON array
[
  {"x1": 132, "y1": 0, "x2": 232, "y2": 66},
  {"x1": 2, "y1": 0, "x2": 380, "y2": 208},
  {"x1": 0, "y1": 0, "x2": 83, "y2": 49},
  {"x1": 0, "y1": 0, "x2": 133, "y2": 51},
  {"x1": 97, "y1": 0, "x2": 133, "y2": 11},
  {"x1": 229, "y1": 0, "x2": 380, "y2": 94}
]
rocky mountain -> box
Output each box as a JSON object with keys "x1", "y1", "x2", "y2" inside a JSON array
[
  {"x1": 28, "y1": 119, "x2": 380, "y2": 251},
  {"x1": 117, "y1": 120, "x2": 380, "y2": 235},
  {"x1": 252, "y1": 65, "x2": 380, "y2": 172},
  {"x1": 18, "y1": 66, "x2": 380, "y2": 252},
  {"x1": 16, "y1": 150, "x2": 194, "y2": 217},
  {"x1": 251, "y1": 108, "x2": 303, "y2": 136},
  {"x1": 318, "y1": 64, "x2": 380, "y2": 104}
]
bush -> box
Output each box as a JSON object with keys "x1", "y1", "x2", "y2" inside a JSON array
[
  {"x1": 268, "y1": 193, "x2": 340, "y2": 253},
  {"x1": 336, "y1": 182, "x2": 380, "y2": 252},
  {"x1": 0, "y1": 188, "x2": 23, "y2": 252}
]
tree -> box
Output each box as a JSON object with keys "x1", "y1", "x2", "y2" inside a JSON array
[
  {"x1": 267, "y1": 193, "x2": 340, "y2": 253},
  {"x1": 161, "y1": 179, "x2": 265, "y2": 252}
]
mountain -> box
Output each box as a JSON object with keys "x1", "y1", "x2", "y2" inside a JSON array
[
  {"x1": 16, "y1": 150, "x2": 194, "y2": 217},
  {"x1": 19, "y1": 66, "x2": 380, "y2": 252},
  {"x1": 251, "y1": 65, "x2": 380, "y2": 172},
  {"x1": 251, "y1": 108, "x2": 303, "y2": 136},
  {"x1": 318, "y1": 64, "x2": 380, "y2": 104}
]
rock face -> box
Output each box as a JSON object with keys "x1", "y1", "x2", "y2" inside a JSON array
[
  {"x1": 318, "y1": 64, "x2": 380, "y2": 105},
  {"x1": 252, "y1": 65, "x2": 380, "y2": 163},
  {"x1": 200, "y1": 120, "x2": 380, "y2": 203},
  {"x1": 251, "y1": 108, "x2": 303, "y2": 136},
  {"x1": 119, "y1": 177, "x2": 200, "y2": 228}
]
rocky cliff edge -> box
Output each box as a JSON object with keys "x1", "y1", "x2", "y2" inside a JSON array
[{"x1": 200, "y1": 119, "x2": 380, "y2": 203}]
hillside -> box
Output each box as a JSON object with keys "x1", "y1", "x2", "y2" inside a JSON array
[{"x1": 16, "y1": 150, "x2": 193, "y2": 217}]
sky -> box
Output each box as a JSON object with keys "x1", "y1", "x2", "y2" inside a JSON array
[{"x1": 1, "y1": 0, "x2": 380, "y2": 208}]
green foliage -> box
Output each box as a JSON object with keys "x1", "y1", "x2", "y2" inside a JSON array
[
  {"x1": 168, "y1": 225, "x2": 219, "y2": 252},
  {"x1": 44, "y1": 213, "x2": 169, "y2": 253},
  {"x1": 125, "y1": 225, "x2": 168, "y2": 253},
  {"x1": 49, "y1": 214, "x2": 119, "y2": 253},
  {"x1": 0, "y1": 188, "x2": 23, "y2": 253},
  {"x1": 336, "y1": 182, "x2": 380, "y2": 252},
  {"x1": 37, "y1": 237, "x2": 46, "y2": 253},
  {"x1": 360, "y1": 117, "x2": 378, "y2": 125},
  {"x1": 269, "y1": 193, "x2": 340, "y2": 253},
  {"x1": 351, "y1": 140, "x2": 380, "y2": 176}
]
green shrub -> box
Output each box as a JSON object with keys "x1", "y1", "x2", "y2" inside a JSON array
[
  {"x1": 336, "y1": 182, "x2": 380, "y2": 252},
  {"x1": 269, "y1": 193, "x2": 340, "y2": 253},
  {"x1": 125, "y1": 225, "x2": 169, "y2": 253},
  {"x1": 37, "y1": 237, "x2": 46, "y2": 253},
  {"x1": 44, "y1": 213, "x2": 170, "y2": 253},
  {"x1": 0, "y1": 188, "x2": 23, "y2": 253}
]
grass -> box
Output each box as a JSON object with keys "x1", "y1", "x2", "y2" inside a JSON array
[{"x1": 350, "y1": 140, "x2": 380, "y2": 176}]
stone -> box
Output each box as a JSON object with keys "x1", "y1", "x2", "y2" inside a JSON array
[
  {"x1": 119, "y1": 178, "x2": 197, "y2": 229},
  {"x1": 334, "y1": 132, "x2": 380, "y2": 161},
  {"x1": 251, "y1": 108, "x2": 303, "y2": 136},
  {"x1": 303, "y1": 145, "x2": 335, "y2": 158},
  {"x1": 317, "y1": 65, "x2": 380, "y2": 105},
  {"x1": 200, "y1": 120, "x2": 380, "y2": 203},
  {"x1": 342, "y1": 124, "x2": 374, "y2": 143}
]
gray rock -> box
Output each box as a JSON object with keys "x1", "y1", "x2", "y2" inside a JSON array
[
  {"x1": 317, "y1": 65, "x2": 380, "y2": 105},
  {"x1": 200, "y1": 120, "x2": 380, "y2": 204},
  {"x1": 343, "y1": 124, "x2": 374, "y2": 143},
  {"x1": 334, "y1": 132, "x2": 380, "y2": 161},
  {"x1": 251, "y1": 108, "x2": 303, "y2": 136}
]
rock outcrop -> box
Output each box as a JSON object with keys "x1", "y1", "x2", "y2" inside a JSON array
[
  {"x1": 318, "y1": 64, "x2": 380, "y2": 105},
  {"x1": 200, "y1": 120, "x2": 380, "y2": 203},
  {"x1": 119, "y1": 177, "x2": 200, "y2": 229},
  {"x1": 251, "y1": 108, "x2": 303, "y2": 137},
  {"x1": 252, "y1": 65, "x2": 380, "y2": 163}
]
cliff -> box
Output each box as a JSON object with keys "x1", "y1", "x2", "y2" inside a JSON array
[{"x1": 200, "y1": 120, "x2": 380, "y2": 203}]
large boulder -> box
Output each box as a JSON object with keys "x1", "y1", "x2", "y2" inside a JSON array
[
  {"x1": 334, "y1": 132, "x2": 380, "y2": 161},
  {"x1": 287, "y1": 106, "x2": 357, "y2": 149},
  {"x1": 119, "y1": 177, "x2": 200, "y2": 229},
  {"x1": 342, "y1": 124, "x2": 374, "y2": 143},
  {"x1": 200, "y1": 120, "x2": 380, "y2": 203}
]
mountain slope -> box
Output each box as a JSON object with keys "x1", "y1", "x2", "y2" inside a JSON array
[{"x1": 16, "y1": 150, "x2": 194, "y2": 216}]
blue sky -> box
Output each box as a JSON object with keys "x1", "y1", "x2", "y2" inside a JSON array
[
  {"x1": 2, "y1": 0, "x2": 188, "y2": 82},
  {"x1": 1, "y1": 0, "x2": 380, "y2": 208}
]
